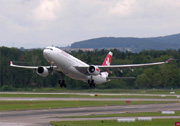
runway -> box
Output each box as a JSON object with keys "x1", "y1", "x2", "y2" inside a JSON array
[
  {"x1": 1, "y1": 103, "x2": 180, "y2": 126},
  {"x1": 1, "y1": 92, "x2": 180, "y2": 126}
]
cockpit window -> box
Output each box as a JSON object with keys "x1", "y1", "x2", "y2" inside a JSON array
[{"x1": 45, "y1": 48, "x2": 53, "y2": 51}]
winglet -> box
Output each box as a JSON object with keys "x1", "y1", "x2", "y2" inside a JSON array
[
  {"x1": 10, "y1": 61, "x2": 13, "y2": 66},
  {"x1": 165, "y1": 58, "x2": 172, "y2": 63}
]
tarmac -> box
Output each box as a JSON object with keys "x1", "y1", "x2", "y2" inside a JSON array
[
  {"x1": 0, "y1": 97, "x2": 180, "y2": 101},
  {"x1": 0, "y1": 93, "x2": 180, "y2": 126}
]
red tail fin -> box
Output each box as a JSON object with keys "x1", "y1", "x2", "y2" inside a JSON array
[{"x1": 102, "y1": 52, "x2": 113, "y2": 66}]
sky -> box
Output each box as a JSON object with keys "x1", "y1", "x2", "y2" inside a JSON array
[{"x1": 0, "y1": 0, "x2": 180, "y2": 48}]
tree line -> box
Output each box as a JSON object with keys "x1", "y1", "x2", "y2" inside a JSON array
[{"x1": 0, "y1": 46, "x2": 180, "y2": 91}]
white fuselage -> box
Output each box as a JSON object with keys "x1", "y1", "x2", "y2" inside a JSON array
[{"x1": 43, "y1": 47, "x2": 108, "y2": 84}]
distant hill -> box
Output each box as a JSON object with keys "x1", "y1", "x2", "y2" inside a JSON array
[{"x1": 71, "y1": 33, "x2": 180, "y2": 52}]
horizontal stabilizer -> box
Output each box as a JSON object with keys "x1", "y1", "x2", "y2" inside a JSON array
[{"x1": 107, "y1": 77, "x2": 136, "y2": 80}]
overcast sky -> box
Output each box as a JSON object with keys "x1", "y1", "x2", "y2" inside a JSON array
[{"x1": 0, "y1": 0, "x2": 180, "y2": 48}]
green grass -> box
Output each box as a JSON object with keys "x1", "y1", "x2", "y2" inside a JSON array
[
  {"x1": 35, "y1": 88, "x2": 180, "y2": 94},
  {"x1": 50, "y1": 119, "x2": 180, "y2": 126},
  {"x1": 0, "y1": 101, "x2": 177, "y2": 111},
  {"x1": 41, "y1": 88, "x2": 179, "y2": 94},
  {"x1": 64, "y1": 111, "x2": 180, "y2": 118},
  {"x1": 0, "y1": 93, "x2": 178, "y2": 99},
  {"x1": 1, "y1": 88, "x2": 180, "y2": 94}
]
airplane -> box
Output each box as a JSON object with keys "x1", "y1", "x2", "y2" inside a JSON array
[{"x1": 10, "y1": 46, "x2": 172, "y2": 88}]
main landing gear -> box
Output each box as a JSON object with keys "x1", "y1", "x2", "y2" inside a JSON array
[
  {"x1": 88, "y1": 75, "x2": 96, "y2": 88},
  {"x1": 59, "y1": 79, "x2": 66, "y2": 88},
  {"x1": 88, "y1": 80, "x2": 95, "y2": 88},
  {"x1": 58, "y1": 72, "x2": 66, "y2": 88}
]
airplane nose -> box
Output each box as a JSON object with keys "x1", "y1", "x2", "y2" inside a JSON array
[
  {"x1": 43, "y1": 49, "x2": 49, "y2": 56},
  {"x1": 43, "y1": 49, "x2": 51, "y2": 61}
]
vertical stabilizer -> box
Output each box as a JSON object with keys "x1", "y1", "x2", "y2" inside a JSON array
[
  {"x1": 102, "y1": 51, "x2": 113, "y2": 77},
  {"x1": 102, "y1": 51, "x2": 113, "y2": 66}
]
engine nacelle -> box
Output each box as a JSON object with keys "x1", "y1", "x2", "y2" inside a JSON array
[
  {"x1": 87, "y1": 65, "x2": 100, "y2": 75},
  {"x1": 36, "y1": 67, "x2": 49, "y2": 77}
]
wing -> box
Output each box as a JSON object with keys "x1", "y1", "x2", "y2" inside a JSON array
[
  {"x1": 107, "y1": 77, "x2": 136, "y2": 80},
  {"x1": 10, "y1": 61, "x2": 58, "y2": 70},
  {"x1": 75, "y1": 58, "x2": 172, "y2": 74}
]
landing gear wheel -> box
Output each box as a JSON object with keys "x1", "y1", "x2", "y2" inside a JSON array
[
  {"x1": 60, "y1": 83, "x2": 66, "y2": 88},
  {"x1": 59, "y1": 80, "x2": 66, "y2": 88},
  {"x1": 92, "y1": 83, "x2": 95, "y2": 88},
  {"x1": 88, "y1": 80, "x2": 95, "y2": 88},
  {"x1": 60, "y1": 84, "x2": 63, "y2": 88}
]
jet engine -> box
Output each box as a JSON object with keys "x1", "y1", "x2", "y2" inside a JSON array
[
  {"x1": 87, "y1": 65, "x2": 100, "y2": 75},
  {"x1": 36, "y1": 67, "x2": 49, "y2": 77}
]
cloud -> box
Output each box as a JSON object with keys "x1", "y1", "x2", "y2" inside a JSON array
[
  {"x1": 33, "y1": 0, "x2": 61, "y2": 22},
  {"x1": 154, "y1": 0, "x2": 180, "y2": 7},
  {"x1": 108, "y1": 0, "x2": 138, "y2": 17},
  {"x1": 0, "y1": 0, "x2": 180, "y2": 48}
]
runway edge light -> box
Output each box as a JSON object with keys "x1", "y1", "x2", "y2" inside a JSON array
[{"x1": 126, "y1": 101, "x2": 131, "y2": 104}]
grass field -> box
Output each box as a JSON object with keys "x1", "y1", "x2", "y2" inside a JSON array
[
  {"x1": 1, "y1": 91, "x2": 179, "y2": 125},
  {"x1": 0, "y1": 100, "x2": 178, "y2": 111},
  {"x1": 0, "y1": 93, "x2": 178, "y2": 99},
  {"x1": 1, "y1": 88, "x2": 180, "y2": 94},
  {"x1": 64, "y1": 111, "x2": 180, "y2": 118},
  {"x1": 50, "y1": 119, "x2": 180, "y2": 126}
]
